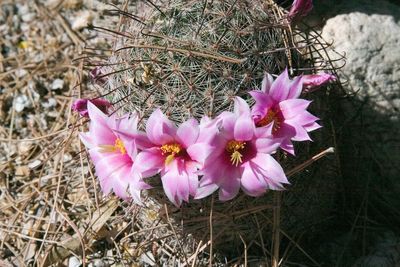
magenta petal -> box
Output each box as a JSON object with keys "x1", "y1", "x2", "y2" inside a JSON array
[
  {"x1": 234, "y1": 115, "x2": 254, "y2": 141},
  {"x1": 241, "y1": 165, "x2": 267, "y2": 197},
  {"x1": 288, "y1": 110, "x2": 319, "y2": 126},
  {"x1": 261, "y1": 73, "x2": 275, "y2": 93},
  {"x1": 234, "y1": 97, "x2": 251, "y2": 117},
  {"x1": 219, "y1": 112, "x2": 236, "y2": 140},
  {"x1": 288, "y1": 0, "x2": 313, "y2": 20},
  {"x1": 279, "y1": 99, "x2": 311, "y2": 119},
  {"x1": 269, "y1": 68, "x2": 290, "y2": 102},
  {"x1": 287, "y1": 76, "x2": 303, "y2": 99},
  {"x1": 176, "y1": 118, "x2": 199, "y2": 148},
  {"x1": 134, "y1": 148, "x2": 164, "y2": 177}
]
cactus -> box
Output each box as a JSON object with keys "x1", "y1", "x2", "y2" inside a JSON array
[
  {"x1": 83, "y1": 0, "x2": 342, "y2": 264},
  {"x1": 94, "y1": 0, "x2": 303, "y2": 125}
]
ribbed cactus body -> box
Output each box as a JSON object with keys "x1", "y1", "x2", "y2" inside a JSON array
[{"x1": 103, "y1": 0, "x2": 296, "y2": 123}]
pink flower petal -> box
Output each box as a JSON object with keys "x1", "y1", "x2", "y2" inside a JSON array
[
  {"x1": 187, "y1": 143, "x2": 216, "y2": 165},
  {"x1": 241, "y1": 165, "x2": 267, "y2": 196},
  {"x1": 146, "y1": 109, "x2": 176, "y2": 145},
  {"x1": 303, "y1": 121, "x2": 322, "y2": 132},
  {"x1": 287, "y1": 76, "x2": 303, "y2": 99},
  {"x1": 288, "y1": 122, "x2": 312, "y2": 141},
  {"x1": 280, "y1": 139, "x2": 295, "y2": 155},
  {"x1": 261, "y1": 72, "x2": 275, "y2": 93},
  {"x1": 302, "y1": 73, "x2": 336, "y2": 88},
  {"x1": 134, "y1": 148, "x2": 164, "y2": 177},
  {"x1": 219, "y1": 176, "x2": 241, "y2": 201},
  {"x1": 195, "y1": 183, "x2": 219, "y2": 199},
  {"x1": 87, "y1": 102, "x2": 116, "y2": 145},
  {"x1": 234, "y1": 97, "x2": 251, "y2": 117},
  {"x1": 254, "y1": 136, "x2": 281, "y2": 154},
  {"x1": 234, "y1": 115, "x2": 255, "y2": 141},
  {"x1": 269, "y1": 68, "x2": 291, "y2": 102},
  {"x1": 251, "y1": 153, "x2": 289, "y2": 185},
  {"x1": 79, "y1": 132, "x2": 94, "y2": 149},
  {"x1": 288, "y1": 0, "x2": 313, "y2": 20},
  {"x1": 279, "y1": 99, "x2": 311, "y2": 119},
  {"x1": 176, "y1": 118, "x2": 199, "y2": 148}
]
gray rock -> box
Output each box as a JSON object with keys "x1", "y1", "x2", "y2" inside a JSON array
[{"x1": 322, "y1": 11, "x2": 400, "y2": 116}]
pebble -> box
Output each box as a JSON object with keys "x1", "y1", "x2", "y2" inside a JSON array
[
  {"x1": 51, "y1": 79, "x2": 64, "y2": 90},
  {"x1": 28, "y1": 159, "x2": 42, "y2": 170},
  {"x1": 68, "y1": 256, "x2": 81, "y2": 267},
  {"x1": 14, "y1": 94, "x2": 30, "y2": 112}
]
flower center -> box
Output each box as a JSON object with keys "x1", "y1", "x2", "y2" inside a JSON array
[
  {"x1": 256, "y1": 108, "x2": 282, "y2": 134},
  {"x1": 98, "y1": 138, "x2": 126, "y2": 155},
  {"x1": 160, "y1": 143, "x2": 183, "y2": 165},
  {"x1": 226, "y1": 140, "x2": 246, "y2": 167}
]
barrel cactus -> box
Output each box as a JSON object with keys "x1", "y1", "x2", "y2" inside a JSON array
[{"x1": 80, "y1": 0, "x2": 341, "y2": 264}]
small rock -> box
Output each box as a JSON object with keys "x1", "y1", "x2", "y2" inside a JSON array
[
  {"x1": 68, "y1": 256, "x2": 81, "y2": 267},
  {"x1": 28, "y1": 160, "x2": 42, "y2": 170},
  {"x1": 71, "y1": 10, "x2": 93, "y2": 31},
  {"x1": 14, "y1": 95, "x2": 30, "y2": 112},
  {"x1": 51, "y1": 79, "x2": 64, "y2": 90},
  {"x1": 41, "y1": 98, "x2": 57, "y2": 108},
  {"x1": 15, "y1": 68, "x2": 28, "y2": 77}
]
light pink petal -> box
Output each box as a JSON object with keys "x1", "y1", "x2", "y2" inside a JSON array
[
  {"x1": 161, "y1": 160, "x2": 195, "y2": 207},
  {"x1": 195, "y1": 183, "x2": 219, "y2": 199},
  {"x1": 287, "y1": 75, "x2": 303, "y2": 99},
  {"x1": 187, "y1": 143, "x2": 216, "y2": 165},
  {"x1": 87, "y1": 102, "x2": 116, "y2": 145},
  {"x1": 261, "y1": 72, "x2": 275, "y2": 93},
  {"x1": 302, "y1": 73, "x2": 336, "y2": 88},
  {"x1": 303, "y1": 121, "x2": 322, "y2": 132},
  {"x1": 279, "y1": 99, "x2": 311, "y2": 119},
  {"x1": 176, "y1": 118, "x2": 199, "y2": 148},
  {"x1": 254, "y1": 136, "x2": 281, "y2": 154},
  {"x1": 115, "y1": 130, "x2": 153, "y2": 150},
  {"x1": 219, "y1": 112, "x2": 236, "y2": 140},
  {"x1": 117, "y1": 113, "x2": 138, "y2": 133},
  {"x1": 287, "y1": 122, "x2": 312, "y2": 141},
  {"x1": 146, "y1": 109, "x2": 176, "y2": 145},
  {"x1": 280, "y1": 139, "x2": 295, "y2": 155},
  {"x1": 241, "y1": 165, "x2": 267, "y2": 197},
  {"x1": 90, "y1": 150, "x2": 132, "y2": 179},
  {"x1": 255, "y1": 123, "x2": 274, "y2": 138},
  {"x1": 134, "y1": 148, "x2": 164, "y2": 177},
  {"x1": 288, "y1": 110, "x2": 319, "y2": 126},
  {"x1": 251, "y1": 153, "x2": 289, "y2": 185},
  {"x1": 79, "y1": 132, "x2": 94, "y2": 149},
  {"x1": 219, "y1": 176, "x2": 241, "y2": 201},
  {"x1": 234, "y1": 115, "x2": 255, "y2": 141},
  {"x1": 269, "y1": 68, "x2": 291, "y2": 102},
  {"x1": 234, "y1": 97, "x2": 251, "y2": 117}
]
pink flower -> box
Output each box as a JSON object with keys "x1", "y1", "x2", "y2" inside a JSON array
[
  {"x1": 302, "y1": 73, "x2": 336, "y2": 91},
  {"x1": 288, "y1": 0, "x2": 313, "y2": 20},
  {"x1": 72, "y1": 98, "x2": 111, "y2": 117},
  {"x1": 79, "y1": 102, "x2": 149, "y2": 203},
  {"x1": 249, "y1": 69, "x2": 321, "y2": 155},
  {"x1": 195, "y1": 97, "x2": 288, "y2": 201},
  {"x1": 132, "y1": 109, "x2": 213, "y2": 207}
]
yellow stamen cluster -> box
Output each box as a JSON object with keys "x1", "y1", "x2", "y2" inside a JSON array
[
  {"x1": 98, "y1": 138, "x2": 126, "y2": 155},
  {"x1": 160, "y1": 143, "x2": 182, "y2": 165},
  {"x1": 226, "y1": 140, "x2": 246, "y2": 167},
  {"x1": 256, "y1": 109, "x2": 281, "y2": 133},
  {"x1": 114, "y1": 138, "x2": 126, "y2": 155}
]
